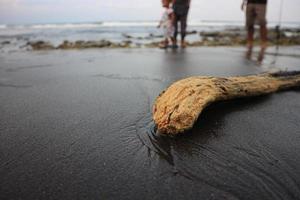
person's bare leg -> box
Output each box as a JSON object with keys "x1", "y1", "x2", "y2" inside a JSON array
[
  {"x1": 180, "y1": 15, "x2": 187, "y2": 48},
  {"x1": 247, "y1": 26, "x2": 254, "y2": 49},
  {"x1": 260, "y1": 24, "x2": 268, "y2": 49},
  {"x1": 165, "y1": 38, "x2": 169, "y2": 46},
  {"x1": 159, "y1": 38, "x2": 169, "y2": 49},
  {"x1": 246, "y1": 26, "x2": 254, "y2": 59},
  {"x1": 256, "y1": 3, "x2": 268, "y2": 50},
  {"x1": 173, "y1": 15, "x2": 179, "y2": 48},
  {"x1": 245, "y1": 4, "x2": 255, "y2": 51},
  {"x1": 257, "y1": 45, "x2": 266, "y2": 63}
]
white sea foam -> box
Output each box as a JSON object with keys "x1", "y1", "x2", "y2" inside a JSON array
[
  {"x1": 101, "y1": 22, "x2": 157, "y2": 27},
  {"x1": 189, "y1": 20, "x2": 300, "y2": 28},
  {"x1": 30, "y1": 23, "x2": 102, "y2": 29},
  {"x1": 2, "y1": 21, "x2": 299, "y2": 30},
  {"x1": 189, "y1": 21, "x2": 244, "y2": 27},
  {"x1": 4, "y1": 25, "x2": 26, "y2": 29}
]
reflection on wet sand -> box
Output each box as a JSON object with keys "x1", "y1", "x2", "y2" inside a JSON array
[
  {"x1": 245, "y1": 46, "x2": 267, "y2": 64},
  {"x1": 257, "y1": 47, "x2": 266, "y2": 63}
]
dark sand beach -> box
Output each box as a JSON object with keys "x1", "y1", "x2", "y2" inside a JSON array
[{"x1": 1, "y1": 47, "x2": 300, "y2": 199}]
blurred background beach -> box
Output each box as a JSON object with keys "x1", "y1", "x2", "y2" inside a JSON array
[
  {"x1": 1, "y1": 0, "x2": 300, "y2": 51},
  {"x1": 1, "y1": 20, "x2": 300, "y2": 52}
]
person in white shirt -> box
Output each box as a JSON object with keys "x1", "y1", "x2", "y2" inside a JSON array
[{"x1": 158, "y1": 0, "x2": 174, "y2": 49}]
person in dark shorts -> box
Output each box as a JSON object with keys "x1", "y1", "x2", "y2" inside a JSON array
[
  {"x1": 172, "y1": 0, "x2": 191, "y2": 48},
  {"x1": 241, "y1": 0, "x2": 268, "y2": 53}
]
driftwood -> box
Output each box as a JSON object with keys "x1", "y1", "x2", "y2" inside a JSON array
[{"x1": 153, "y1": 71, "x2": 300, "y2": 135}]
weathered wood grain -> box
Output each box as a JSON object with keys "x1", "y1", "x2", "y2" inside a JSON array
[{"x1": 153, "y1": 72, "x2": 300, "y2": 135}]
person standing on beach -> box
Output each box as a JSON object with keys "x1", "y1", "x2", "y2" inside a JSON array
[
  {"x1": 241, "y1": 0, "x2": 268, "y2": 53},
  {"x1": 157, "y1": 0, "x2": 174, "y2": 49},
  {"x1": 172, "y1": 0, "x2": 191, "y2": 48}
]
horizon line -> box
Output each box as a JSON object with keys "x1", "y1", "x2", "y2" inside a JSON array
[{"x1": 1, "y1": 20, "x2": 300, "y2": 26}]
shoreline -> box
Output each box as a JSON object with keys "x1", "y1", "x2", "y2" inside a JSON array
[{"x1": 1, "y1": 27, "x2": 299, "y2": 51}]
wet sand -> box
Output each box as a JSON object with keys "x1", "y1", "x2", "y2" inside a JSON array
[{"x1": 1, "y1": 47, "x2": 300, "y2": 200}]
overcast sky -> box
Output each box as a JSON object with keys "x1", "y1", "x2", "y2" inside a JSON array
[{"x1": 0, "y1": 0, "x2": 299, "y2": 24}]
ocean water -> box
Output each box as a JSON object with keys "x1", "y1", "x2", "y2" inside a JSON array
[
  {"x1": 0, "y1": 21, "x2": 299, "y2": 51},
  {"x1": 0, "y1": 21, "x2": 227, "y2": 48}
]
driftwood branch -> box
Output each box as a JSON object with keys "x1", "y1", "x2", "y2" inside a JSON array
[{"x1": 153, "y1": 71, "x2": 300, "y2": 135}]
